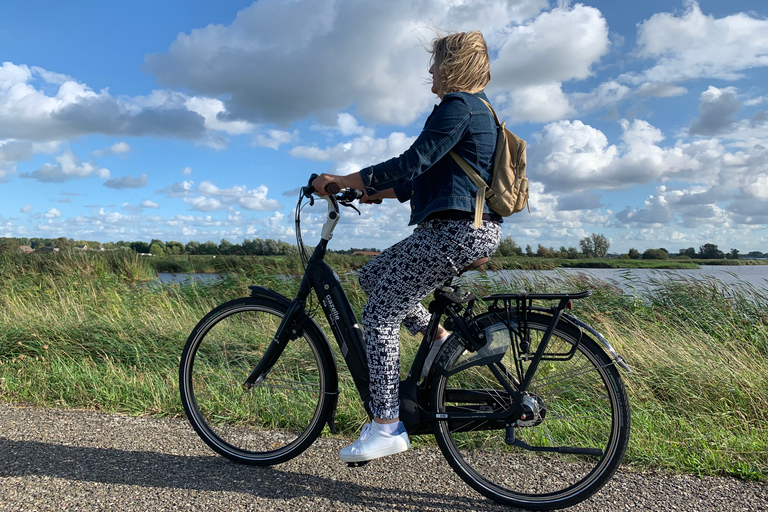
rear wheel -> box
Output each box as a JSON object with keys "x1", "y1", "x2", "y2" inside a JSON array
[
  {"x1": 180, "y1": 297, "x2": 337, "y2": 465},
  {"x1": 431, "y1": 311, "x2": 630, "y2": 510}
]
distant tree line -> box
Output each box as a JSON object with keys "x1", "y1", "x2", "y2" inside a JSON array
[
  {"x1": 1, "y1": 236, "x2": 765, "y2": 260},
  {"x1": 495, "y1": 233, "x2": 609, "y2": 259},
  {"x1": 625, "y1": 243, "x2": 763, "y2": 261}
]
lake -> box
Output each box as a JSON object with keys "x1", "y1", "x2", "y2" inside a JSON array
[
  {"x1": 473, "y1": 265, "x2": 768, "y2": 296},
  {"x1": 157, "y1": 264, "x2": 768, "y2": 296}
]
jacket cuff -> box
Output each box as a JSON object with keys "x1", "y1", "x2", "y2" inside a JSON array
[{"x1": 393, "y1": 181, "x2": 412, "y2": 203}]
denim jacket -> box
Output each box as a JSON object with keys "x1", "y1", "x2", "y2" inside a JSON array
[{"x1": 359, "y1": 91, "x2": 499, "y2": 225}]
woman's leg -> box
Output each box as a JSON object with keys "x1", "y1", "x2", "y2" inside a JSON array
[
  {"x1": 340, "y1": 220, "x2": 500, "y2": 461},
  {"x1": 359, "y1": 220, "x2": 501, "y2": 421}
]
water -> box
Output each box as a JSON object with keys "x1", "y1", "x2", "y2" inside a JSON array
[
  {"x1": 478, "y1": 265, "x2": 768, "y2": 297},
  {"x1": 157, "y1": 272, "x2": 222, "y2": 285},
  {"x1": 156, "y1": 265, "x2": 768, "y2": 296}
]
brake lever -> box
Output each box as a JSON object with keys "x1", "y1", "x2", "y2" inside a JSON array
[{"x1": 340, "y1": 201, "x2": 361, "y2": 215}]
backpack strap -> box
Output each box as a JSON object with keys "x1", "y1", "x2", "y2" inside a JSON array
[{"x1": 449, "y1": 150, "x2": 491, "y2": 229}]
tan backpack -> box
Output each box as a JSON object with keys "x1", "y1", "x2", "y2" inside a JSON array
[{"x1": 450, "y1": 98, "x2": 529, "y2": 228}]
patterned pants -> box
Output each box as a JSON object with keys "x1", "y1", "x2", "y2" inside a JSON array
[{"x1": 357, "y1": 219, "x2": 502, "y2": 420}]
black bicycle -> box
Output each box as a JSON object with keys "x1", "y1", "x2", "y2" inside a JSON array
[{"x1": 179, "y1": 175, "x2": 632, "y2": 510}]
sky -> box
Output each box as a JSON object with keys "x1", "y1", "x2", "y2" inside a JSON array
[{"x1": 1, "y1": 0, "x2": 767, "y2": 254}]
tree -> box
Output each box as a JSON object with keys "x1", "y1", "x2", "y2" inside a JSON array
[
  {"x1": 201, "y1": 241, "x2": 219, "y2": 255},
  {"x1": 525, "y1": 244, "x2": 534, "y2": 257},
  {"x1": 219, "y1": 239, "x2": 234, "y2": 255},
  {"x1": 0, "y1": 238, "x2": 20, "y2": 254},
  {"x1": 726, "y1": 248, "x2": 739, "y2": 260},
  {"x1": 496, "y1": 236, "x2": 522, "y2": 257},
  {"x1": 149, "y1": 242, "x2": 165, "y2": 256},
  {"x1": 130, "y1": 241, "x2": 150, "y2": 254},
  {"x1": 536, "y1": 244, "x2": 554, "y2": 258},
  {"x1": 566, "y1": 246, "x2": 580, "y2": 259},
  {"x1": 165, "y1": 241, "x2": 185, "y2": 255},
  {"x1": 681, "y1": 247, "x2": 696, "y2": 258},
  {"x1": 698, "y1": 243, "x2": 724, "y2": 259},
  {"x1": 185, "y1": 241, "x2": 201, "y2": 255},
  {"x1": 579, "y1": 237, "x2": 593, "y2": 257},
  {"x1": 642, "y1": 248, "x2": 668, "y2": 260},
  {"x1": 54, "y1": 237, "x2": 74, "y2": 250},
  {"x1": 627, "y1": 248, "x2": 640, "y2": 259},
  {"x1": 591, "y1": 233, "x2": 610, "y2": 257}
]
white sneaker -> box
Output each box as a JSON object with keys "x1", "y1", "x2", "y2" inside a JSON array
[{"x1": 339, "y1": 422, "x2": 410, "y2": 463}]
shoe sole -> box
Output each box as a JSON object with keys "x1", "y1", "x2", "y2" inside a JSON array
[{"x1": 339, "y1": 441, "x2": 410, "y2": 463}]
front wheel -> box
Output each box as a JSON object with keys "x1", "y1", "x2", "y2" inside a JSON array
[
  {"x1": 430, "y1": 312, "x2": 630, "y2": 510},
  {"x1": 180, "y1": 296, "x2": 337, "y2": 465}
]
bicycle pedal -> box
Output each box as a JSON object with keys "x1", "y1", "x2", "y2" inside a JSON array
[{"x1": 346, "y1": 460, "x2": 371, "y2": 468}]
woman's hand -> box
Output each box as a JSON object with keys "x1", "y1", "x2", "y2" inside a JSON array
[
  {"x1": 312, "y1": 173, "x2": 342, "y2": 196},
  {"x1": 313, "y1": 172, "x2": 368, "y2": 197}
]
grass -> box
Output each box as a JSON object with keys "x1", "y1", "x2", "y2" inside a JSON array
[{"x1": 0, "y1": 251, "x2": 766, "y2": 481}]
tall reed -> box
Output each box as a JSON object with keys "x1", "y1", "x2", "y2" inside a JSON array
[{"x1": 0, "y1": 254, "x2": 765, "y2": 479}]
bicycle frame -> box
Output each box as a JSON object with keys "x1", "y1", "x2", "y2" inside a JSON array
[{"x1": 243, "y1": 181, "x2": 629, "y2": 437}]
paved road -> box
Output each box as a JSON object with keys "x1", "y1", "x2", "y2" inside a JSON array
[{"x1": 1, "y1": 404, "x2": 766, "y2": 511}]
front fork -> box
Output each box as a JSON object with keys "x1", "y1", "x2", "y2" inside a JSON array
[{"x1": 243, "y1": 298, "x2": 308, "y2": 388}]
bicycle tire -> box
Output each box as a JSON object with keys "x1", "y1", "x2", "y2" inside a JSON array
[
  {"x1": 430, "y1": 311, "x2": 630, "y2": 510},
  {"x1": 180, "y1": 296, "x2": 337, "y2": 465}
]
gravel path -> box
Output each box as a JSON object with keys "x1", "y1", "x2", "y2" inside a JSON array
[{"x1": 1, "y1": 404, "x2": 765, "y2": 511}]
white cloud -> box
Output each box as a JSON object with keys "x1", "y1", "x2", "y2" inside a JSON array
[
  {"x1": 531, "y1": 118, "x2": 719, "y2": 193},
  {"x1": 140, "y1": 200, "x2": 160, "y2": 209},
  {"x1": 636, "y1": 82, "x2": 688, "y2": 98},
  {"x1": 195, "y1": 181, "x2": 282, "y2": 211},
  {"x1": 185, "y1": 96, "x2": 255, "y2": 135},
  {"x1": 631, "y1": 1, "x2": 768, "y2": 85},
  {"x1": 19, "y1": 149, "x2": 110, "y2": 183},
  {"x1": 146, "y1": 0, "x2": 554, "y2": 127},
  {"x1": 182, "y1": 166, "x2": 192, "y2": 175},
  {"x1": 161, "y1": 180, "x2": 282, "y2": 212},
  {"x1": 0, "y1": 63, "x2": 207, "y2": 141},
  {"x1": 491, "y1": 3, "x2": 610, "y2": 88},
  {"x1": 93, "y1": 141, "x2": 130, "y2": 157},
  {"x1": 569, "y1": 81, "x2": 631, "y2": 114},
  {"x1": 254, "y1": 129, "x2": 297, "y2": 149},
  {"x1": 20, "y1": 204, "x2": 33, "y2": 213},
  {"x1": 689, "y1": 86, "x2": 740, "y2": 136},
  {"x1": 44, "y1": 208, "x2": 61, "y2": 219},
  {"x1": 497, "y1": 82, "x2": 574, "y2": 123},
  {"x1": 184, "y1": 196, "x2": 224, "y2": 212},
  {"x1": 103, "y1": 174, "x2": 148, "y2": 189},
  {"x1": 291, "y1": 131, "x2": 415, "y2": 174},
  {"x1": 158, "y1": 180, "x2": 195, "y2": 197}
]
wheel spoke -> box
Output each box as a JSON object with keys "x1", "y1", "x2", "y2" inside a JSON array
[
  {"x1": 179, "y1": 299, "x2": 334, "y2": 465},
  {"x1": 431, "y1": 311, "x2": 630, "y2": 509}
]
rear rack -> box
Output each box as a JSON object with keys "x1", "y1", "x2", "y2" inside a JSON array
[
  {"x1": 481, "y1": 290, "x2": 592, "y2": 302},
  {"x1": 482, "y1": 290, "x2": 592, "y2": 365}
]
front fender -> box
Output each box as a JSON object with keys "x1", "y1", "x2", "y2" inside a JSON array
[{"x1": 248, "y1": 285, "x2": 292, "y2": 307}]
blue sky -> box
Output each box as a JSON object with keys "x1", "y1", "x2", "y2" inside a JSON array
[{"x1": 1, "y1": 0, "x2": 767, "y2": 253}]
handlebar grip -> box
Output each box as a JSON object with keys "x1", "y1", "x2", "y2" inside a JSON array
[{"x1": 326, "y1": 183, "x2": 341, "y2": 194}]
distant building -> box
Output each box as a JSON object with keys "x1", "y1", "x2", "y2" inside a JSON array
[
  {"x1": 18, "y1": 246, "x2": 34, "y2": 254},
  {"x1": 37, "y1": 247, "x2": 60, "y2": 253}
]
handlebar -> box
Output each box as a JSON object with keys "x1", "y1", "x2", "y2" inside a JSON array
[{"x1": 303, "y1": 173, "x2": 380, "y2": 204}]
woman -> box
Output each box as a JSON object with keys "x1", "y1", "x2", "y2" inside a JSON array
[{"x1": 313, "y1": 31, "x2": 502, "y2": 463}]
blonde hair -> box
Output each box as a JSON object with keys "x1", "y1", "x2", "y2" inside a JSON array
[{"x1": 430, "y1": 31, "x2": 491, "y2": 97}]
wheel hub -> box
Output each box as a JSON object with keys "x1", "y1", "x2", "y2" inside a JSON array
[{"x1": 515, "y1": 393, "x2": 546, "y2": 427}]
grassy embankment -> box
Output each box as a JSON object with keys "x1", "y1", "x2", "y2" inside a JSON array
[{"x1": 0, "y1": 250, "x2": 766, "y2": 480}]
